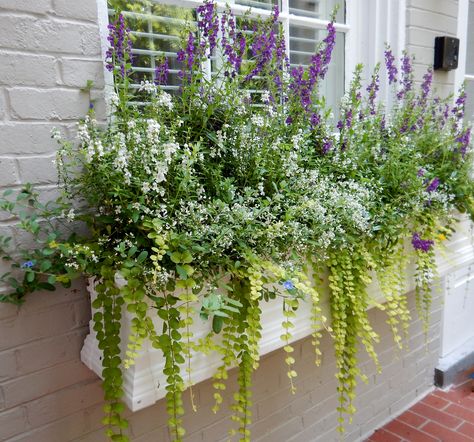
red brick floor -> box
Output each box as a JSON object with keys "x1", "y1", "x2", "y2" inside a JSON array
[{"x1": 366, "y1": 380, "x2": 474, "y2": 441}]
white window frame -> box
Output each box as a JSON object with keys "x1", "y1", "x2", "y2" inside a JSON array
[
  {"x1": 455, "y1": 0, "x2": 474, "y2": 117},
  {"x1": 98, "y1": 0, "x2": 407, "y2": 101},
  {"x1": 455, "y1": 0, "x2": 470, "y2": 94}
]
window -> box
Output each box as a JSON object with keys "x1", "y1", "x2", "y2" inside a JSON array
[
  {"x1": 104, "y1": 0, "x2": 407, "y2": 113},
  {"x1": 107, "y1": 0, "x2": 347, "y2": 111}
]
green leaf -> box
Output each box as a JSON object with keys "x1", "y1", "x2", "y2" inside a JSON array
[
  {"x1": 213, "y1": 310, "x2": 229, "y2": 318},
  {"x1": 176, "y1": 265, "x2": 188, "y2": 280},
  {"x1": 212, "y1": 315, "x2": 224, "y2": 334},
  {"x1": 136, "y1": 251, "x2": 148, "y2": 263},
  {"x1": 170, "y1": 252, "x2": 182, "y2": 264},
  {"x1": 26, "y1": 271, "x2": 35, "y2": 283},
  {"x1": 181, "y1": 250, "x2": 193, "y2": 263},
  {"x1": 40, "y1": 260, "x2": 52, "y2": 272}
]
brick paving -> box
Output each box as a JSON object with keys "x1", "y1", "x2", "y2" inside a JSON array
[{"x1": 366, "y1": 379, "x2": 474, "y2": 441}]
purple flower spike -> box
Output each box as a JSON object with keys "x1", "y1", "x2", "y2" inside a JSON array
[
  {"x1": 367, "y1": 70, "x2": 380, "y2": 115},
  {"x1": 154, "y1": 58, "x2": 169, "y2": 85},
  {"x1": 384, "y1": 47, "x2": 398, "y2": 84},
  {"x1": 417, "y1": 168, "x2": 425, "y2": 177},
  {"x1": 456, "y1": 127, "x2": 472, "y2": 158},
  {"x1": 420, "y1": 68, "x2": 433, "y2": 102},
  {"x1": 322, "y1": 139, "x2": 333, "y2": 154},
  {"x1": 289, "y1": 19, "x2": 336, "y2": 113},
  {"x1": 310, "y1": 113, "x2": 320, "y2": 127},
  {"x1": 244, "y1": 8, "x2": 279, "y2": 82},
  {"x1": 177, "y1": 31, "x2": 196, "y2": 80},
  {"x1": 412, "y1": 232, "x2": 434, "y2": 252},
  {"x1": 197, "y1": 0, "x2": 219, "y2": 54},
  {"x1": 321, "y1": 22, "x2": 336, "y2": 78},
  {"x1": 397, "y1": 53, "x2": 413, "y2": 100},
  {"x1": 345, "y1": 109, "x2": 353, "y2": 128},
  {"x1": 105, "y1": 13, "x2": 133, "y2": 78},
  {"x1": 452, "y1": 88, "x2": 466, "y2": 119},
  {"x1": 426, "y1": 177, "x2": 440, "y2": 193},
  {"x1": 221, "y1": 9, "x2": 244, "y2": 77}
]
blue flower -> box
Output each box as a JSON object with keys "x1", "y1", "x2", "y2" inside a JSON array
[
  {"x1": 21, "y1": 260, "x2": 34, "y2": 268},
  {"x1": 283, "y1": 280, "x2": 294, "y2": 290}
]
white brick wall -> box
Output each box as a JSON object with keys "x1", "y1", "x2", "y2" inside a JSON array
[{"x1": 0, "y1": 1, "x2": 458, "y2": 441}]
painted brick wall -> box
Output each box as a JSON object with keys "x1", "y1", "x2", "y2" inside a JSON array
[{"x1": 0, "y1": 1, "x2": 458, "y2": 441}]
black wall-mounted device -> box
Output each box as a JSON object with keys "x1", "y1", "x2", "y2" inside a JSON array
[{"x1": 434, "y1": 36, "x2": 459, "y2": 71}]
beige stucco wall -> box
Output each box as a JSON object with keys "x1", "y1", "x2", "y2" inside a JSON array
[{"x1": 0, "y1": 0, "x2": 461, "y2": 441}]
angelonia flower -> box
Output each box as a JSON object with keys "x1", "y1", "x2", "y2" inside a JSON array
[
  {"x1": 426, "y1": 177, "x2": 440, "y2": 193},
  {"x1": 411, "y1": 232, "x2": 434, "y2": 252},
  {"x1": 345, "y1": 109, "x2": 353, "y2": 128},
  {"x1": 384, "y1": 46, "x2": 398, "y2": 84},
  {"x1": 154, "y1": 58, "x2": 169, "y2": 85},
  {"x1": 417, "y1": 168, "x2": 426, "y2": 177},
  {"x1": 367, "y1": 69, "x2": 380, "y2": 115},
  {"x1": 310, "y1": 113, "x2": 321, "y2": 128},
  {"x1": 221, "y1": 9, "x2": 244, "y2": 77},
  {"x1": 273, "y1": 32, "x2": 289, "y2": 90},
  {"x1": 452, "y1": 87, "x2": 466, "y2": 120},
  {"x1": 177, "y1": 31, "x2": 196, "y2": 74},
  {"x1": 105, "y1": 13, "x2": 133, "y2": 78},
  {"x1": 397, "y1": 53, "x2": 413, "y2": 100},
  {"x1": 197, "y1": 0, "x2": 219, "y2": 55},
  {"x1": 322, "y1": 139, "x2": 333, "y2": 154},
  {"x1": 245, "y1": 6, "x2": 279, "y2": 81},
  {"x1": 419, "y1": 68, "x2": 433, "y2": 102},
  {"x1": 319, "y1": 22, "x2": 336, "y2": 80},
  {"x1": 290, "y1": 19, "x2": 336, "y2": 111},
  {"x1": 456, "y1": 127, "x2": 471, "y2": 158}
]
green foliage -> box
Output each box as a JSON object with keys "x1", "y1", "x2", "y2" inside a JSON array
[{"x1": 0, "y1": 2, "x2": 473, "y2": 441}]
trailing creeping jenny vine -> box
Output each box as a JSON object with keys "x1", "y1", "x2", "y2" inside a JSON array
[{"x1": 1, "y1": 1, "x2": 474, "y2": 441}]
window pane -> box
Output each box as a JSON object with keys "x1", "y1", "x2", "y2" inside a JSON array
[
  {"x1": 109, "y1": 1, "x2": 196, "y2": 90},
  {"x1": 467, "y1": 0, "x2": 474, "y2": 75},
  {"x1": 465, "y1": 80, "x2": 474, "y2": 122},
  {"x1": 235, "y1": 0, "x2": 279, "y2": 11},
  {"x1": 289, "y1": 0, "x2": 345, "y2": 22},
  {"x1": 290, "y1": 25, "x2": 345, "y2": 116}
]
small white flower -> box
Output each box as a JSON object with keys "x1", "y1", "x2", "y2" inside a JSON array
[
  {"x1": 51, "y1": 127, "x2": 62, "y2": 141},
  {"x1": 251, "y1": 115, "x2": 265, "y2": 127},
  {"x1": 139, "y1": 80, "x2": 157, "y2": 94},
  {"x1": 66, "y1": 209, "x2": 76, "y2": 221},
  {"x1": 156, "y1": 92, "x2": 173, "y2": 110}
]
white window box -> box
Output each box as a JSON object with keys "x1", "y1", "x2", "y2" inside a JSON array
[{"x1": 80, "y1": 216, "x2": 474, "y2": 412}]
